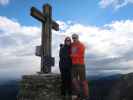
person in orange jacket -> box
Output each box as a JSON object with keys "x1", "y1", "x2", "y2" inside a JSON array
[
  {"x1": 71, "y1": 33, "x2": 86, "y2": 80},
  {"x1": 71, "y1": 33, "x2": 89, "y2": 100}
]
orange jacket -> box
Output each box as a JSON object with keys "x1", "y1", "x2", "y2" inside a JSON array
[{"x1": 71, "y1": 41, "x2": 85, "y2": 64}]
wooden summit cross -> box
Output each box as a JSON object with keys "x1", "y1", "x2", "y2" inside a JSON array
[{"x1": 30, "y1": 4, "x2": 59, "y2": 73}]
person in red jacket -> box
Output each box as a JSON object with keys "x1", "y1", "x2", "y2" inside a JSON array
[
  {"x1": 71, "y1": 33, "x2": 86, "y2": 80},
  {"x1": 71, "y1": 33, "x2": 89, "y2": 100}
]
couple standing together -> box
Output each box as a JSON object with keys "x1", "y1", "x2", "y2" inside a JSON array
[{"x1": 59, "y1": 33, "x2": 89, "y2": 100}]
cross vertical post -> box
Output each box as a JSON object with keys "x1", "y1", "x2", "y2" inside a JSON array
[{"x1": 41, "y1": 4, "x2": 52, "y2": 73}]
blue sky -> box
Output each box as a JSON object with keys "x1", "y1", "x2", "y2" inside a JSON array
[
  {"x1": 0, "y1": 0, "x2": 133, "y2": 26},
  {"x1": 0, "y1": 0, "x2": 133, "y2": 79}
]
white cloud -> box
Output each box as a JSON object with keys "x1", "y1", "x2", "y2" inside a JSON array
[
  {"x1": 0, "y1": 0, "x2": 9, "y2": 5},
  {"x1": 0, "y1": 16, "x2": 41, "y2": 79},
  {"x1": 0, "y1": 16, "x2": 40, "y2": 37},
  {"x1": 0, "y1": 16, "x2": 133, "y2": 77},
  {"x1": 59, "y1": 20, "x2": 133, "y2": 58},
  {"x1": 99, "y1": 0, "x2": 133, "y2": 10}
]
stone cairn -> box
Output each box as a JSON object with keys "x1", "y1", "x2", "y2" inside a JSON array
[{"x1": 17, "y1": 73, "x2": 62, "y2": 100}]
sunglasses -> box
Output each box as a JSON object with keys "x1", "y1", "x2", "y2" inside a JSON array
[
  {"x1": 66, "y1": 39, "x2": 71, "y2": 41},
  {"x1": 72, "y1": 37, "x2": 77, "y2": 39}
]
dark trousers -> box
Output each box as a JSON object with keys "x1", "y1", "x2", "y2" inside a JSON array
[{"x1": 60, "y1": 69, "x2": 72, "y2": 96}]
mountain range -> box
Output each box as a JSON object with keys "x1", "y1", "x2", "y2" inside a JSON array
[{"x1": 0, "y1": 73, "x2": 133, "y2": 100}]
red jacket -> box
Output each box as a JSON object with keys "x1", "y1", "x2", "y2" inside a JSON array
[{"x1": 71, "y1": 41, "x2": 85, "y2": 64}]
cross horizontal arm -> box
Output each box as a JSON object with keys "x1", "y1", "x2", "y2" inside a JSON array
[
  {"x1": 52, "y1": 21, "x2": 59, "y2": 31},
  {"x1": 31, "y1": 6, "x2": 59, "y2": 31},
  {"x1": 31, "y1": 7, "x2": 46, "y2": 23}
]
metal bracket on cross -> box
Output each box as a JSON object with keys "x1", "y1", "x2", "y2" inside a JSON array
[
  {"x1": 43, "y1": 56, "x2": 55, "y2": 67},
  {"x1": 35, "y1": 45, "x2": 41, "y2": 57}
]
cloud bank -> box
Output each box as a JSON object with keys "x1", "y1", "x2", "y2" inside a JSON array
[{"x1": 0, "y1": 16, "x2": 133, "y2": 78}]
